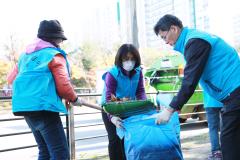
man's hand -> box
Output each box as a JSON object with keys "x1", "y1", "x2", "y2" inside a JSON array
[
  {"x1": 71, "y1": 97, "x2": 83, "y2": 106},
  {"x1": 110, "y1": 116, "x2": 124, "y2": 129},
  {"x1": 155, "y1": 107, "x2": 174, "y2": 124}
]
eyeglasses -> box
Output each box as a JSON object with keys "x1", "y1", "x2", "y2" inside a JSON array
[{"x1": 161, "y1": 30, "x2": 170, "y2": 41}]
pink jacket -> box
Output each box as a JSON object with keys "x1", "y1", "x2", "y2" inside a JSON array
[{"x1": 7, "y1": 38, "x2": 77, "y2": 102}]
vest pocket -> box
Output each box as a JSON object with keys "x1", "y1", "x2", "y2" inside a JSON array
[{"x1": 13, "y1": 74, "x2": 50, "y2": 97}]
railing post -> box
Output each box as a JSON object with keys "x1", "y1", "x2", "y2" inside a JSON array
[{"x1": 68, "y1": 105, "x2": 76, "y2": 160}]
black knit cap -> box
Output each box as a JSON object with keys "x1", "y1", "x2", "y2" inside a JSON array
[{"x1": 37, "y1": 20, "x2": 67, "y2": 40}]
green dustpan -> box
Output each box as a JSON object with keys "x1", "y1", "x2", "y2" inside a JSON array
[{"x1": 102, "y1": 99, "x2": 155, "y2": 118}]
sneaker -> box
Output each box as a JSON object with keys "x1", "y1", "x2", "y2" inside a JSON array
[{"x1": 208, "y1": 150, "x2": 222, "y2": 160}]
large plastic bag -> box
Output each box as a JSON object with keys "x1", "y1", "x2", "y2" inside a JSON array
[{"x1": 117, "y1": 111, "x2": 183, "y2": 160}]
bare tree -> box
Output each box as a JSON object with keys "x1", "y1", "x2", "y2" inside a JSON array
[{"x1": 3, "y1": 34, "x2": 22, "y2": 67}]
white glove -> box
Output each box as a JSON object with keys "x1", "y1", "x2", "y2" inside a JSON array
[
  {"x1": 71, "y1": 97, "x2": 83, "y2": 106},
  {"x1": 155, "y1": 107, "x2": 174, "y2": 124},
  {"x1": 110, "y1": 116, "x2": 124, "y2": 129}
]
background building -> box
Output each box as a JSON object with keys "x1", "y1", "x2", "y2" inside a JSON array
[
  {"x1": 135, "y1": 0, "x2": 240, "y2": 49},
  {"x1": 78, "y1": 0, "x2": 121, "y2": 48},
  {"x1": 137, "y1": 0, "x2": 194, "y2": 49}
]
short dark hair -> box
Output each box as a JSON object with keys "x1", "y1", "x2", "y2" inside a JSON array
[
  {"x1": 114, "y1": 44, "x2": 141, "y2": 68},
  {"x1": 154, "y1": 14, "x2": 183, "y2": 35}
]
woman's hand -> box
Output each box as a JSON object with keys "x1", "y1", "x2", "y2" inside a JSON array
[{"x1": 110, "y1": 116, "x2": 124, "y2": 129}]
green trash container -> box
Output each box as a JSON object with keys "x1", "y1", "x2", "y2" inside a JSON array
[{"x1": 102, "y1": 99, "x2": 155, "y2": 118}]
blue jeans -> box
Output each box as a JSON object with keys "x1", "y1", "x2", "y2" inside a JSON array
[
  {"x1": 206, "y1": 107, "x2": 222, "y2": 152},
  {"x1": 24, "y1": 112, "x2": 69, "y2": 160}
]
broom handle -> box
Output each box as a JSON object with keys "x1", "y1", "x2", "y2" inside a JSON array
[{"x1": 81, "y1": 101, "x2": 103, "y2": 111}]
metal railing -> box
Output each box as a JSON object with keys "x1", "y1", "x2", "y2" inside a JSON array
[
  {"x1": 0, "y1": 91, "x2": 206, "y2": 159},
  {"x1": 0, "y1": 92, "x2": 105, "y2": 159}
]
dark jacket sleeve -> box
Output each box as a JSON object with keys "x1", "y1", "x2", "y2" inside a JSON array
[{"x1": 169, "y1": 38, "x2": 211, "y2": 110}]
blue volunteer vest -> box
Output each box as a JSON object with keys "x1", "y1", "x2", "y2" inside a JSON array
[
  {"x1": 203, "y1": 92, "x2": 223, "y2": 108},
  {"x1": 12, "y1": 47, "x2": 70, "y2": 114},
  {"x1": 174, "y1": 27, "x2": 240, "y2": 101},
  {"x1": 101, "y1": 66, "x2": 141, "y2": 104}
]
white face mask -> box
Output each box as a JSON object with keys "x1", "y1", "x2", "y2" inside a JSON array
[{"x1": 122, "y1": 60, "x2": 136, "y2": 71}]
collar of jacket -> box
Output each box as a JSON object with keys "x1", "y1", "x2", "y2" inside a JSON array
[{"x1": 174, "y1": 27, "x2": 189, "y2": 54}]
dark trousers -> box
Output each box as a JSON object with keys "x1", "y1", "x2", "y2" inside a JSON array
[
  {"x1": 221, "y1": 108, "x2": 240, "y2": 160},
  {"x1": 102, "y1": 111, "x2": 126, "y2": 160},
  {"x1": 221, "y1": 88, "x2": 240, "y2": 160},
  {"x1": 24, "y1": 112, "x2": 69, "y2": 160}
]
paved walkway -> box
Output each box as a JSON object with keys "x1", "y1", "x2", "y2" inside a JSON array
[{"x1": 0, "y1": 108, "x2": 210, "y2": 160}]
